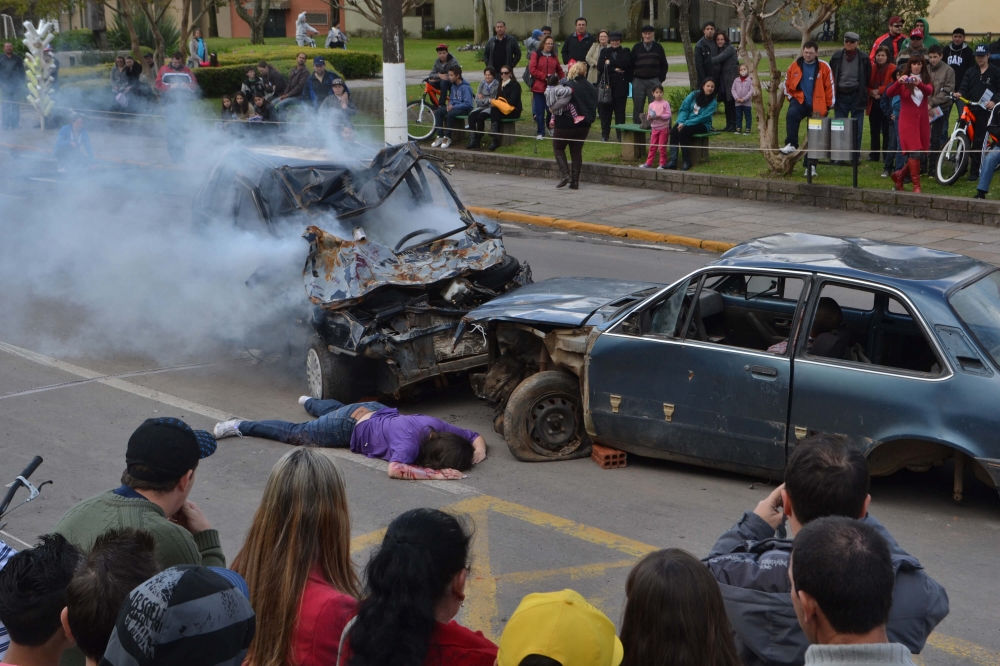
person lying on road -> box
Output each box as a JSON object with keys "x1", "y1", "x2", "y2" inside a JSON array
[{"x1": 214, "y1": 397, "x2": 487, "y2": 481}]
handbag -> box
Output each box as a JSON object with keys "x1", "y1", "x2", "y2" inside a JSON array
[
  {"x1": 639, "y1": 112, "x2": 651, "y2": 130},
  {"x1": 597, "y1": 74, "x2": 612, "y2": 105},
  {"x1": 491, "y1": 96, "x2": 515, "y2": 114}
]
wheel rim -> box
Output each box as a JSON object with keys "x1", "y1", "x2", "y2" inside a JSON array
[
  {"x1": 526, "y1": 392, "x2": 583, "y2": 457},
  {"x1": 937, "y1": 138, "x2": 966, "y2": 183},
  {"x1": 305, "y1": 349, "x2": 324, "y2": 399},
  {"x1": 407, "y1": 102, "x2": 436, "y2": 140}
]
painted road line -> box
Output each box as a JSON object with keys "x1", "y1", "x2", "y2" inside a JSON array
[
  {"x1": 926, "y1": 635, "x2": 999, "y2": 666},
  {"x1": 0, "y1": 340, "x2": 479, "y2": 498}
]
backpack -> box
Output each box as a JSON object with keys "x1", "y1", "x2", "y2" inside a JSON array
[{"x1": 523, "y1": 52, "x2": 535, "y2": 87}]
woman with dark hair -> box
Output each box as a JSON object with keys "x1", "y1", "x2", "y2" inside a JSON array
[
  {"x1": 597, "y1": 31, "x2": 631, "y2": 142},
  {"x1": 483, "y1": 65, "x2": 522, "y2": 151},
  {"x1": 214, "y1": 396, "x2": 487, "y2": 480},
  {"x1": 711, "y1": 32, "x2": 739, "y2": 133},
  {"x1": 233, "y1": 91, "x2": 251, "y2": 120},
  {"x1": 529, "y1": 36, "x2": 564, "y2": 139},
  {"x1": 886, "y1": 54, "x2": 933, "y2": 192},
  {"x1": 347, "y1": 508, "x2": 497, "y2": 666},
  {"x1": 867, "y1": 45, "x2": 897, "y2": 162},
  {"x1": 552, "y1": 60, "x2": 597, "y2": 189},
  {"x1": 620, "y1": 549, "x2": 742, "y2": 666},
  {"x1": 665, "y1": 78, "x2": 718, "y2": 170}
]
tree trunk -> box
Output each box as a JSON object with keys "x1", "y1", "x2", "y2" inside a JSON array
[
  {"x1": 234, "y1": 0, "x2": 270, "y2": 45},
  {"x1": 484, "y1": 0, "x2": 494, "y2": 37},
  {"x1": 649, "y1": 0, "x2": 655, "y2": 29},
  {"x1": 209, "y1": 0, "x2": 219, "y2": 37},
  {"x1": 473, "y1": 0, "x2": 486, "y2": 45},
  {"x1": 676, "y1": 0, "x2": 695, "y2": 89},
  {"x1": 627, "y1": 0, "x2": 642, "y2": 40},
  {"x1": 545, "y1": 0, "x2": 554, "y2": 31},
  {"x1": 180, "y1": 0, "x2": 192, "y2": 59}
]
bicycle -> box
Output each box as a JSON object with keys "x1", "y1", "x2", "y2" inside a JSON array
[
  {"x1": 406, "y1": 78, "x2": 445, "y2": 141},
  {"x1": 937, "y1": 96, "x2": 997, "y2": 185},
  {"x1": 0, "y1": 456, "x2": 51, "y2": 533}
]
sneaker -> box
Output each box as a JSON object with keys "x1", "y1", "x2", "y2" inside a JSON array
[
  {"x1": 639, "y1": 163, "x2": 651, "y2": 168},
  {"x1": 803, "y1": 165, "x2": 817, "y2": 177},
  {"x1": 430, "y1": 136, "x2": 444, "y2": 147},
  {"x1": 780, "y1": 143, "x2": 796, "y2": 155},
  {"x1": 298, "y1": 395, "x2": 311, "y2": 406},
  {"x1": 734, "y1": 129, "x2": 742, "y2": 135},
  {"x1": 745, "y1": 129, "x2": 752, "y2": 135},
  {"x1": 440, "y1": 137, "x2": 452, "y2": 148},
  {"x1": 881, "y1": 169, "x2": 890, "y2": 178},
  {"x1": 214, "y1": 419, "x2": 244, "y2": 440},
  {"x1": 536, "y1": 133, "x2": 544, "y2": 140},
  {"x1": 657, "y1": 165, "x2": 665, "y2": 169}
]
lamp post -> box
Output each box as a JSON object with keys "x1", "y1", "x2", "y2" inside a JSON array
[{"x1": 382, "y1": 0, "x2": 407, "y2": 144}]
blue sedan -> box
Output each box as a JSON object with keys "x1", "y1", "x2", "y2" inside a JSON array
[{"x1": 463, "y1": 233, "x2": 1000, "y2": 501}]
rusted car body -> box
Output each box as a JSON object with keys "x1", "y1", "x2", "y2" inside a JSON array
[
  {"x1": 193, "y1": 143, "x2": 529, "y2": 400},
  {"x1": 463, "y1": 234, "x2": 1000, "y2": 502}
]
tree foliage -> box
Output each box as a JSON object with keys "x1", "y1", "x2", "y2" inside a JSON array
[
  {"x1": 836, "y1": 0, "x2": 930, "y2": 46},
  {"x1": 109, "y1": 11, "x2": 179, "y2": 55}
]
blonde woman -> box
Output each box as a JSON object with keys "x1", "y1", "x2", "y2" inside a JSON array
[
  {"x1": 233, "y1": 448, "x2": 360, "y2": 666},
  {"x1": 552, "y1": 60, "x2": 598, "y2": 189}
]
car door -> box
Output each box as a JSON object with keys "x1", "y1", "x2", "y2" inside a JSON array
[{"x1": 587, "y1": 268, "x2": 809, "y2": 473}]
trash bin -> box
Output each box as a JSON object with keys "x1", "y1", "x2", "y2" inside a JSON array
[
  {"x1": 807, "y1": 117, "x2": 831, "y2": 161},
  {"x1": 663, "y1": 28, "x2": 670, "y2": 41},
  {"x1": 668, "y1": 28, "x2": 678, "y2": 40},
  {"x1": 829, "y1": 117, "x2": 856, "y2": 162},
  {"x1": 729, "y1": 27, "x2": 741, "y2": 43}
]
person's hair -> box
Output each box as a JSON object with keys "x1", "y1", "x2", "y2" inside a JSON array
[
  {"x1": 576, "y1": 16, "x2": 586, "y2": 23},
  {"x1": 901, "y1": 55, "x2": 932, "y2": 84},
  {"x1": 120, "y1": 461, "x2": 195, "y2": 493},
  {"x1": 235, "y1": 92, "x2": 249, "y2": 112},
  {"x1": 257, "y1": 60, "x2": 268, "y2": 68},
  {"x1": 715, "y1": 31, "x2": 730, "y2": 46},
  {"x1": 620, "y1": 549, "x2": 741, "y2": 666},
  {"x1": 875, "y1": 45, "x2": 892, "y2": 62},
  {"x1": 125, "y1": 55, "x2": 134, "y2": 61},
  {"x1": 234, "y1": 448, "x2": 360, "y2": 666},
  {"x1": 297, "y1": 51, "x2": 307, "y2": 58},
  {"x1": 221, "y1": 94, "x2": 233, "y2": 109},
  {"x1": 702, "y1": 21, "x2": 715, "y2": 30},
  {"x1": 171, "y1": 51, "x2": 183, "y2": 60},
  {"x1": 568, "y1": 61, "x2": 588, "y2": 79},
  {"x1": 484, "y1": 66, "x2": 497, "y2": 77},
  {"x1": 449, "y1": 65, "x2": 463, "y2": 77},
  {"x1": 496, "y1": 20, "x2": 506, "y2": 27},
  {"x1": 115, "y1": 56, "x2": 124, "y2": 64},
  {"x1": 348, "y1": 508, "x2": 471, "y2": 666},
  {"x1": 598, "y1": 30, "x2": 609, "y2": 40},
  {"x1": 653, "y1": 84, "x2": 664, "y2": 93},
  {"x1": 414, "y1": 429, "x2": 474, "y2": 471},
  {"x1": 542, "y1": 25, "x2": 552, "y2": 32},
  {"x1": 0, "y1": 534, "x2": 82, "y2": 647},
  {"x1": 700, "y1": 77, "x2": 717, "y2": 94},
  {"x1": 546, "y1": 73, "x2": 560, "y2": 86},
  {"x1": 520, "y1": 657, "x2": 562, "y2": 666},
  {"x1": 66, "y1": 529, "x2": 159, "y2": 661},
  {"x1": 791, "y1": 517, "x2": 894, "y2": 635},
  {"x1": 784, "y1": 433, "x2": 869, "y2": 524},
  {"x1": 803, "y1": 40, "x2": 818, "y2": 51},
  {"x1": 246, "y1": 65, "x2": 256, "y2": 74},
  {"x1": 811, "y1": 296, "x2": 843, "y2": 334}
]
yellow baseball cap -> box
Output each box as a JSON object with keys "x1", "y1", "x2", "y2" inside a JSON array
[{"x1": 497, "y1": 590, "x2": 624, "y2": 666}]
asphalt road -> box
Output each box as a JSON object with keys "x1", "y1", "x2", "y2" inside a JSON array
[{"x1": 0, "y1": 169, "x2": 997, "y2": 666}]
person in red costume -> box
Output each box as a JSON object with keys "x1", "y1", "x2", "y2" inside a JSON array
[{"x1": 887, "y1": 55, "x2": 934, "y2": 193}]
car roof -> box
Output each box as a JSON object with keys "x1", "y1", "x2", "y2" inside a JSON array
[
  {"x1": 239, "y1": 145, "x2": 357, "y2": 168},
  {"x1": 714, "y1": 233, "x2": 992, "y2": 292}
]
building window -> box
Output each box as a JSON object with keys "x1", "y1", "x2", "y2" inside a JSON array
[
  {"x1": 504, "y1": 0, "x2": 547, "y2": 13},
  {"x1": 305, "y1": 12, "x2": 328, "y2": 25}
]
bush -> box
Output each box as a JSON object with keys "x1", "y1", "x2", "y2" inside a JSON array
[
  {"x1": 59, "y1": 63, "x2": 113, "y2": 82},
  {"x1": 109, "y1": 11, "x2": 180, "y2": 56},
  {"x1": 217, "y1": 48, "x2": 381, "y2": 79},
  {"x1": 52, "y1": 30, "x2": 97, "y2": 52},
  {"x1": 423, "y1": 28, "x2": 473, "y2": 40},
  {"x1": 80, "y1": 52, "x2": 120, "y2": 66}
]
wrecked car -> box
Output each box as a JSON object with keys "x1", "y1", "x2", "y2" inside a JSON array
[
  {"x1": 461, "y1": 233, "x2": 1000, "y2": 502},
  {"x1": 193, "y1": 143, "x2": 530, "y2": 400}
]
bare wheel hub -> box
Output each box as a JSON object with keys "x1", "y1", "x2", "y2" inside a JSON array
[{"x1": 528, "y1": 394, "x2": 581, "y2": 455}]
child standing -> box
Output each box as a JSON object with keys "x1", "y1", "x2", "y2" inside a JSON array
[
  {"x1": 731, "y1": 64, "x2": 753, "y2": 134},
  {"x1": 545, "y1": 74, "x2": 585, "y2": 128},
  {"x1": 640, "y1": 86, "x2": 671, "y2": 168}
]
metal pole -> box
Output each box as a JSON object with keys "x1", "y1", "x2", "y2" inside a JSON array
[{"x1": 382, "y1": 0, "x2": 407, "y2": 144}]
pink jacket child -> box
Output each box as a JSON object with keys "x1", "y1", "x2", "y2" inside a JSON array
[
  {"x1": 731, "y1": 75, "x2": 753, "y2": 107},
  {"x1": 643, "y1": 99, "x2": 672, "y2": 167}
]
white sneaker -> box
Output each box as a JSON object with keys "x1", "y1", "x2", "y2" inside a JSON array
[
  {"x1": 441, "y1": 137, "x2": 452, "y2": 148},
  {"x1": 656, "y1": 165, "x2": 665, "y2": 170},
  {"x1": 298, "y1": 395, "x2": 311, "y2": 406},
  {"x1": 780, "y1": 143, "x2": 796, "y2": 155},
  {"x1": 430, "y1": 136, "x2": 444, "y2": 147},
  {"x1": 214, "y1": 419, "x2": 243, "y2": 439},
  {"x1": 639, "y1": 163, "x2": 650, "y2": 168},
  {"x1": 745, "y1": 129, "x2": 752, "y2": 135},
  {"x1": 804, "y1": 165, "x2": 817, "y2": 177},
  {"x1": 536, "y1": 134, "x2": 544, "y2": 140},
  {"x1": 734, "y1": 130, "x2": 741, "y2": 135}
]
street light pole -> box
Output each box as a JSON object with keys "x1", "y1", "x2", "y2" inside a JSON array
[{"x1": 382, "y1": 0, "x2": 407, "y2": 144}]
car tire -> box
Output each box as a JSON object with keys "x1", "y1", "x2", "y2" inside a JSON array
[
  {"x1": 305, "y1": 337, "x2": 364, "y2": 402},
  {"x1": 503, "y1": 371, "x2": 592, "y2": 462},
  {"x1": 471, "y1": 255, "x2": 521, "y2": 290}
]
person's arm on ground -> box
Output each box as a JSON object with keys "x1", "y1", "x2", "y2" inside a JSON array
[
  {"x1": 387, "y1": 462, "x2": 466, "y2": 480},
  {"x1": 471, "y1": 435, "x2": 487, "y2": 464}
]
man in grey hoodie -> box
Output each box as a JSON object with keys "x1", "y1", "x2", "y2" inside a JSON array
[{"x1": 704, "y1": 434, "x2": 948, "y2": 666}]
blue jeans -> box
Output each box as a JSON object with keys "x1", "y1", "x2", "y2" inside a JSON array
[
  {"x1": 532, "y1": 91, "x2": 549, "y2": 136},
  {"x1": 735, "y1": 105, "x2": 752, "y2": 131},
  {"x1": 239, "y1": 398, "x2": 386, "y2": 447},
  {"x1": 2, "y1": 98, "x2": 20, "y2": 129},
  {"x1": 832, "y1": 92, "x2": 864, "y2": 155},
  {"x1": 434, "y1": 106, "x2": 468, "y2": 138},
  {"x1": 274, "y1": 97, "x2": 303, "y2": 112},
  {"x1": 978, "y1": 146, "x2": 1000, "y2": 194},
  {"x1": 784, "y1": 100, "x2": 812, "y2": 148}
]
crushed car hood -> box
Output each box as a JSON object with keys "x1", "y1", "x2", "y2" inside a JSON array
[{"x1": 463, "y1": 277, "x2": 662, "y2": 327}]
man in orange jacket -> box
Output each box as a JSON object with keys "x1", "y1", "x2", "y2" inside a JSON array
[{"x1": 780, "y1": 41, "x2": 834, "y2": 173}]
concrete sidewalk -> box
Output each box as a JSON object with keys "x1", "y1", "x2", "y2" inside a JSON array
[{"x1": 446, "y1": 170, "x2": 1000, "y2": 265}]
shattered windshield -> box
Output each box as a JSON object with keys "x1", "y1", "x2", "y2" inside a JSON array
[{"x1": 949, "y1": 271, "x2": 1000, "y2": 365}]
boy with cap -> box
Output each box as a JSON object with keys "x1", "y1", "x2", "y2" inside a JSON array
[
  {"x1": 54, "y1": 417, "x2": 225, "y2": 570},
  {"x1": 428, "y1": 44, "x2": 458, "y2": 100},
  {"x1": 954, "y1": 45, "x2": 1000, "y2": 180},
  {"x1": 496, "y1": 589, "x2": 623, "y2": 666}
]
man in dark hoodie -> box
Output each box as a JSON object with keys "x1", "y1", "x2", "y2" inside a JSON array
[
  {"x1": 630, "y1": 25, "x2": 668, "y2": 123},
  {"x1": 945, "y1": 28, "x2": 975, "y2": 126},
  {"x1": 561, "y1": 17, "x2": 593, "y2": 66},
  {"x1": 694, "y1": 22, "x2": 718, "y2": 86},
  {"x1": 704, "y1": 434, "x2": 949, "y2": 666}
]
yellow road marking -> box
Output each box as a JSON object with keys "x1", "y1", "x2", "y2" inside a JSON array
[
  {"x1": 926, "y1": 634, "x2": 1000, "y2": 666},
  {"x1": 464, "y1": 509, "x2": 499, "y2": 641},
  {"x1": 497, "y1": 559, "x2": 636, "y2": 586},
  {"x1": 350, "y1": 527, "x2": 386, "y2": 553}
]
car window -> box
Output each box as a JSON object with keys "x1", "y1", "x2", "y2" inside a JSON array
[
  {"x1": 803, "y1": 283, "x2": 941, "y2": 374},
  {"x1": 648, "y1": 278, "x2": 694, "y2": 337},
  {"x1": 949, "y1": 270, "x2": 1000, "y2": 367},
  {"x1": 234, "y1": 187, "x2": 262, "y2": 232}
]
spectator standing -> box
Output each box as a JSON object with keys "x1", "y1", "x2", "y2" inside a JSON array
[
  {"x1": 496, "y1": 589, "x2": 623, "y2": 666},
  {"x1": 345, "y1": 509, "x2": 498, "y2": 666},
  {"x1": 694, "y1": 22, "x2": 717, "y2": 87},
  {"x1": 585, "y1": 30, "x2": 609, "y2": 84},
  {"x1": 552, "y1": 61, "x2": 597, "y2": 190},
  {"x1": 896, "y1": 28, "x2": 928, "y2": 67},
  {"x1": 430, "y1": 66, "x2": 473, "y2": 148},
  {"x1": 973, "y1": 114, "x2": 1000, "y2": 199},
  {"x1": 870, "y1": 16, "x2": 906, "y2": 66},
  {"x1": 867, "y1": 45, "x2": 896, "y2": 162},
  {"x1": 232, "y1": 448, "x2": 360, "y2": 666},
  {"x1": 665, "y1": 78, "x2": 717, "y2": 171},
  {"x1": 732, "y1": 63, "x2": 753, "y2": 134},
  {"x1": 712, "y1": 31, "x2": 739, "y2": 132},
  {"x1": 100, "y1": 566, "x2": 256, "y2": 666},
  {"x1": 60, "y1": 529, "x2": 160, "y2": 666},
  {"x1": 484, "y1": 65, "x2": 521, "y2": 151},
  {"x1": 927, "y1": 45, "x2": 955, "y2": 167},
  {"x1": 791, "y1": 517, "x2": 919, "y2": 666},
  {"x1": 257, "y1": 60, "x2": 287, "y2": 100},
  {"x1": 639, "y1": 85, "x2": 670, "y2": 168},
  {"x1": 597, "y1": 31, "x2": 631, "y2": 141},
  {"x1": 0, "y1": 539, "x2": 14, "y2": 661},
  {"x1": 187, "y1": 28, "x2": 208, "y2": 67},
  {"x1": 54, "y1": 417, "x2": 225, "y2": 570},
  {"x1": 466, "y1": 66, "x2": 499, "y2": 149},
  {"x1": 945, "y1": 28, "x2": 974, "y2": 129},
  {"x1": 320, "y1": 78, "x2": 356, "y2": 130},
  {"x1": 529, "y1": 36, "x2": 564, "y2": 139},
  {"x1": 0, "y1": 42, "x2": 26, "y2": 130},
  {"x1": 277, "y1": 52, "x2": 309, "y2": 111},
  {"x1": 562, "y1": 17, "x2": 593, "y2": 66},
  {"x1": 831, "y1": 32, "x2": 871, "y2": 160},
  {"x1": 0, "y1": 535, "x2": 82, "y2": 666},
  {"x1": 484, "y1": 21, "x2": 521, "y2": 74},
  {"x1": 902, "y1": 18, "x2": 940, "y2": 50},
  {"x1": 704, "y1": 434, "x2": 949, "y2": 666},
  {"x1": 304, "y1": 56, "x2": 343, "y2": 108},
  {"x1": 954, "y1": 45, "x2": 1000, "y2": 180},
  {"x1": 428, "y1": 44, "x2": 458, "y2": 100},
  {"x1": 524, "y1": 29, "x2": 543, "y2": 55},
  {"x1": 620, "y1": 549, "x2": 741, "y2": 666},
  {"x1": 54, "y1": 115, "x2": 94, "y2": 169},
  {"x1": 779, "y1": 41, "x2": 834, "y2": 164},
  {"x1": 881, "y1": 68, "x2": 904, "y2": 177},
  {"x1": 326, "y1": 24, "x2": 348, "y2": 49},
  {"x1": 630, "y1": 25, "x2": 668, "y2": 123}
]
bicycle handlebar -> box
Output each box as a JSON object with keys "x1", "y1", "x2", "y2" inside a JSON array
[{"x1": 0, "y1": 456, "x2": 43, "y2": 518}]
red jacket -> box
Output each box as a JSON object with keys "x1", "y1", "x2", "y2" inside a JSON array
[
  {"x1": 293, "y1": 568, "x2": 358, "y2": 666},
  {"x1": 870, "y1": 32, "x2": 905, "y2": 65},
  {"x1": 886, "y1": 78, "x2": 933, "y2": 153},
  {"x1": 529, "y1": 50, "x2": 564, "y2": 94},
  {"x1": 867, "y1": 61, "x2": 897, "y2": 114},
  {"x1": 337, "y1": 620, "x2": 497, "y2": 666},
  {"x1": 155, "y1": 63, "x2": 198, "y2": 92},
  {"x1": 783, "y1": 57, "x2": 835, "y2": 116}
]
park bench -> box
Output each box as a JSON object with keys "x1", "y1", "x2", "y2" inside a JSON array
[
  {"x1": 450, "y1": 115, "x2": 519, "y2": 147},
  {"x1": 611, "y1": 123, "x2": 719, "y2": 165}
]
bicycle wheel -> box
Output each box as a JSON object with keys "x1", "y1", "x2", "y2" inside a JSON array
[
  {"x1": 936, "y1": 133, "x2": 969, "y2": 185},
  {"x1": 406, "y1": 100, "x2": 437, "y2": 141}
]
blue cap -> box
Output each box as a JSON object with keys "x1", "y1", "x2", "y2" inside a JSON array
[
  {"x1": 974, "y1": 44, "x2": 989, "y2": 55},
  {"x1": 208, "y1": 567, "x2": 251, "y2": 599},
  {"x1": 313, "y1": 55, "x2": 325, "y2": 64},
  {"x1": 532, "y1": 29, "x2": 542, "y2": 39}
]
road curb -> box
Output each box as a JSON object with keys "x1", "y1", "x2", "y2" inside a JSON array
[{"x1": 467, "y1": 205, "x2": 737, "y2": 253}]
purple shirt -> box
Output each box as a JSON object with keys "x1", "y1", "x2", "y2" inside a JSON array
[{"x1": 349, "y1": 408, "x2": 480, "y2": 464}]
